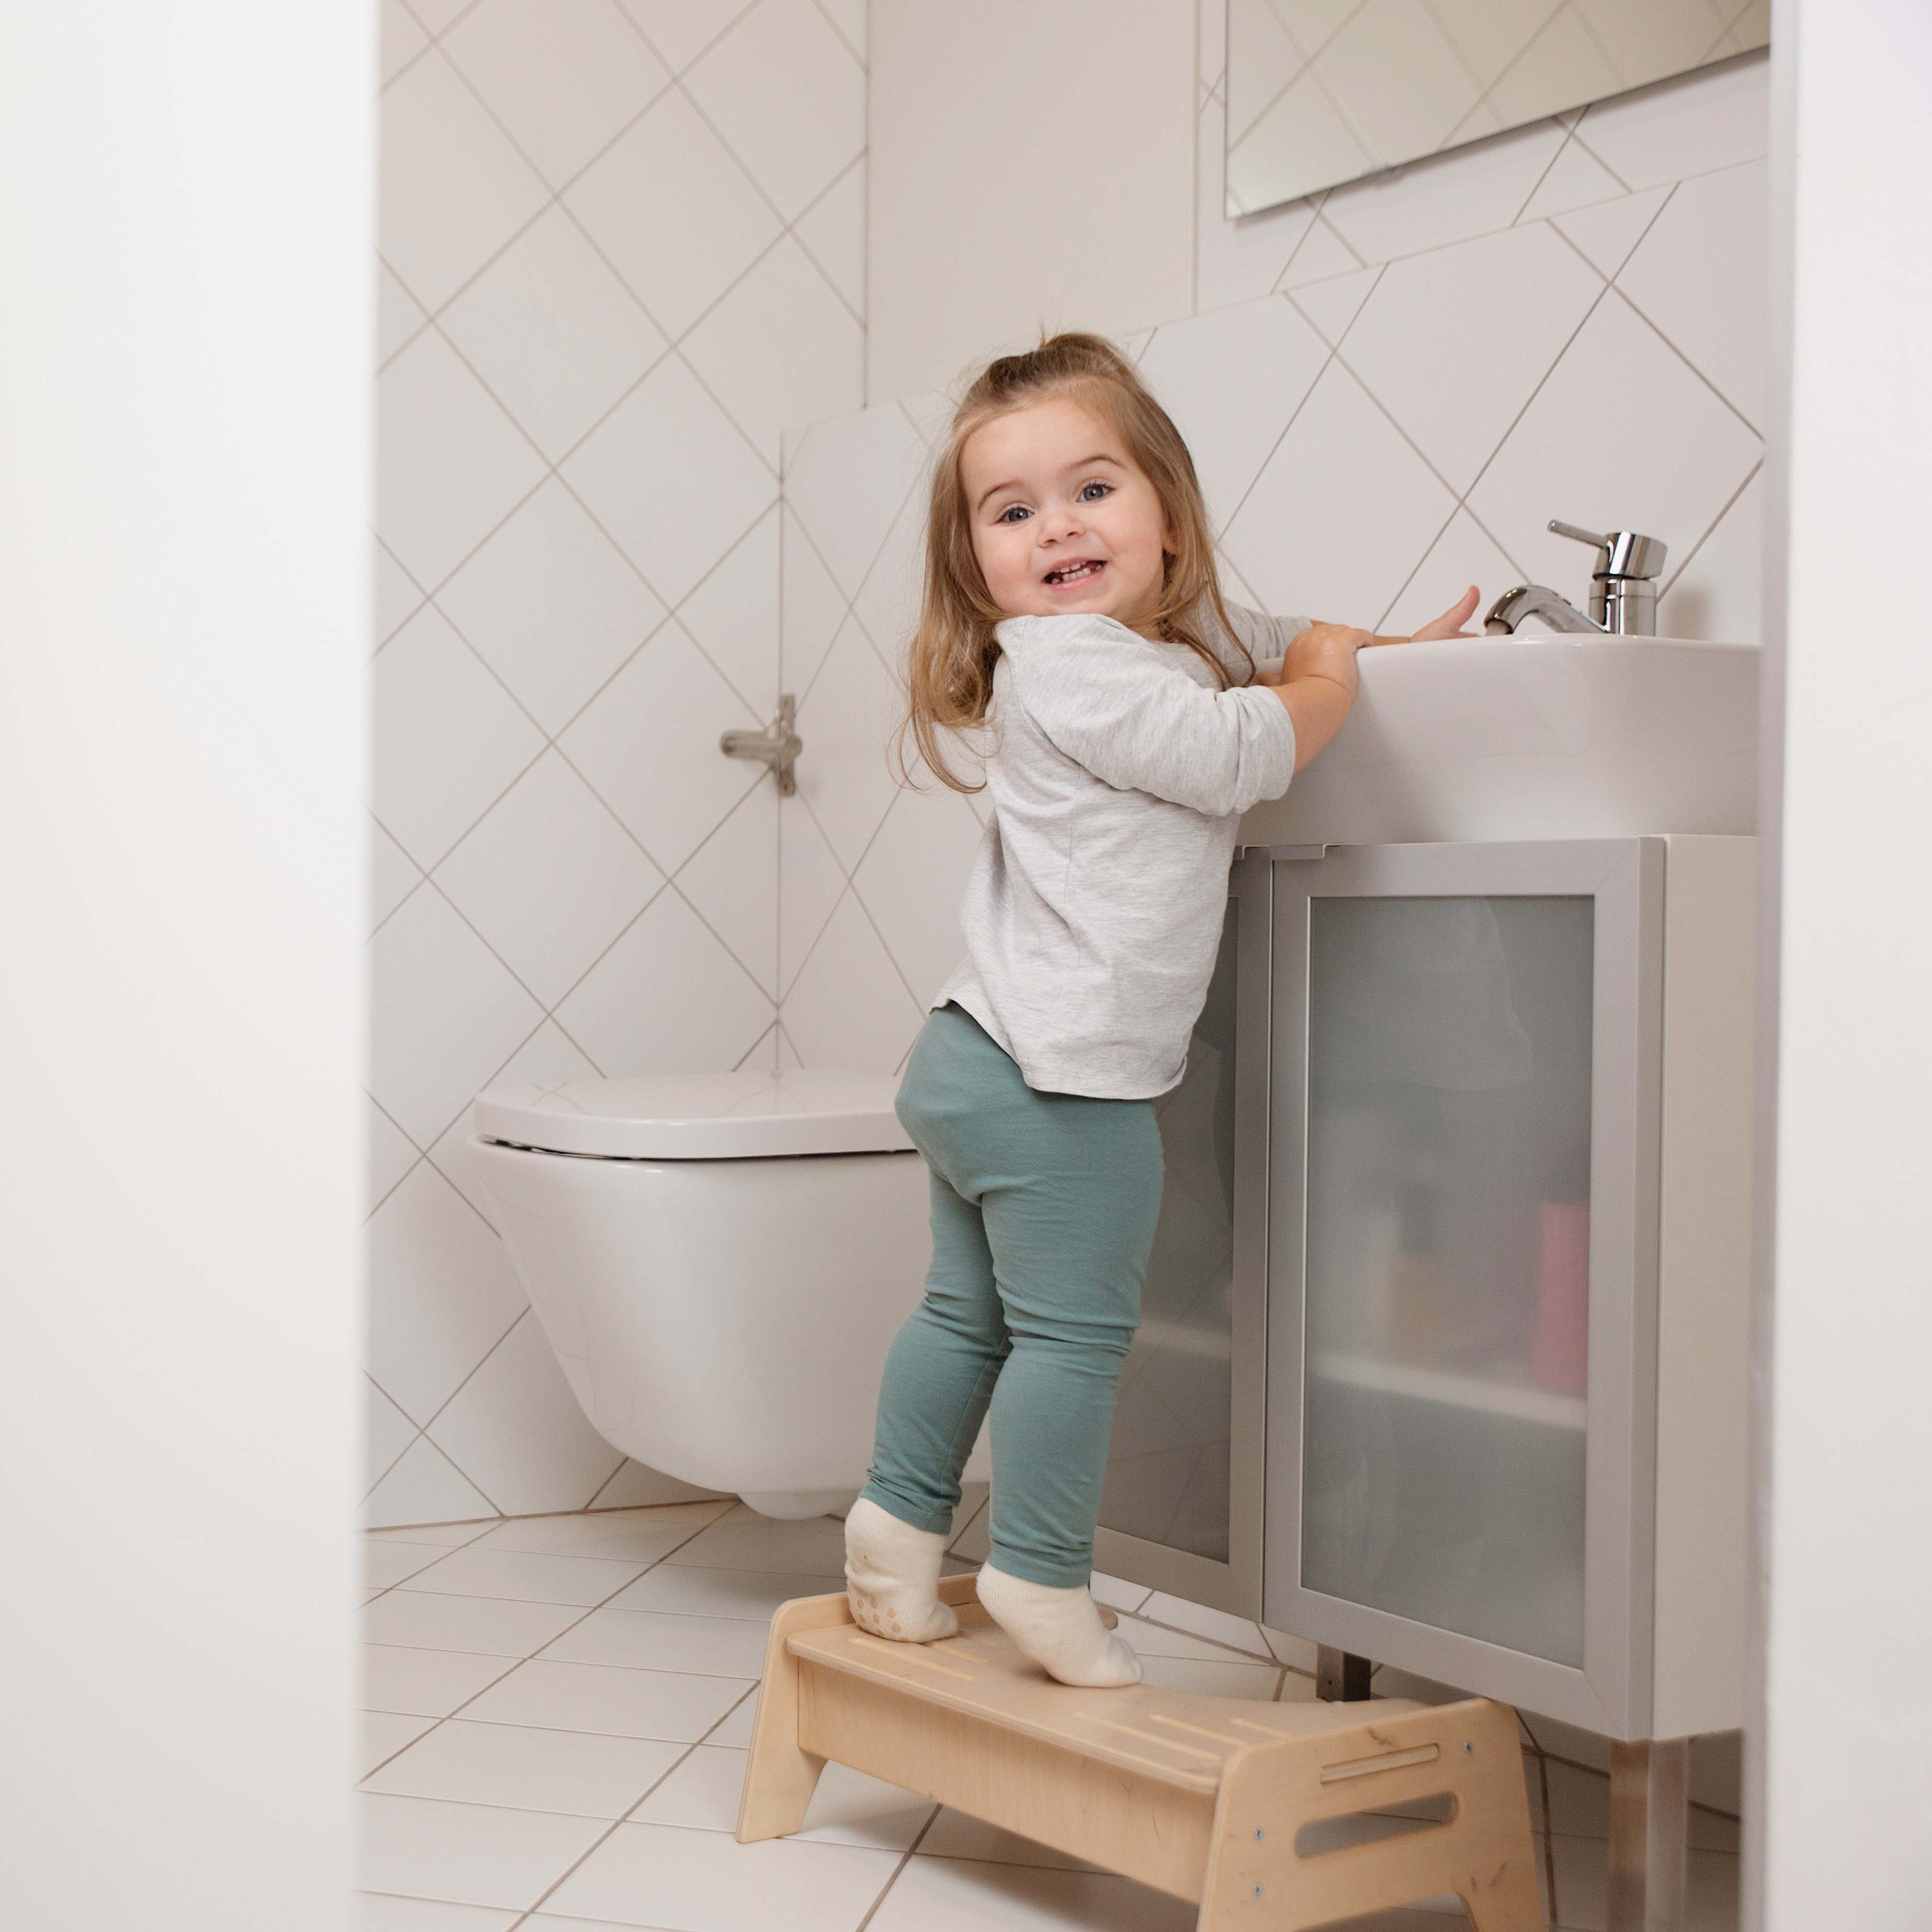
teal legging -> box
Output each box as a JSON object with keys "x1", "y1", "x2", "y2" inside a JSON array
[{"x1": 860, "y1": 1003, "x2": 1165, "y2": 1587}]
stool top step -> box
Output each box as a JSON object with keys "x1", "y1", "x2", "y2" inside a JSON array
[{"x1": 787, "y1": 1605, "x2": 1427, "y2": 1795}]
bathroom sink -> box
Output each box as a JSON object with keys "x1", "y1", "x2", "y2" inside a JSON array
[{"x1": 1237, "y1": 635, "x2": 1758, "y2": 849}]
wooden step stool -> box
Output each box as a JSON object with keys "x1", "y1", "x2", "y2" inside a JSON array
[{"x1": 737, "y1": 1573, "x2": 1543, "y2": 1930}]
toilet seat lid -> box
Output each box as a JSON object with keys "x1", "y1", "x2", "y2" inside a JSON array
[{"x1": 472, "y1": 1068, "x2": 915, "y2": 1161}]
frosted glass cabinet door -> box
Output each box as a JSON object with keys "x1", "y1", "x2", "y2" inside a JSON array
[
  {"x1": 1265, "y1": 840, "x2": 1666, "y2": 1736},
  {"x1": 1093, "y1": 851, "x2": 1270, "y2": 1615}
]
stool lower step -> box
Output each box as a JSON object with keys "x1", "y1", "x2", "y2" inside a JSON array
[{"x1": 738, "y1": 1572, "x2": 1544, "y2": 1931}]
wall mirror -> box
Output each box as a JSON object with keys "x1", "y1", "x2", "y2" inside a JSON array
[{"x1": 1225, "y1": 1, "x2": 1770, "y2": 217}]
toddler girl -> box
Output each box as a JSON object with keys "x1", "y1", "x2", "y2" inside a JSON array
[{"x1": 843, "y1": 332, "x2": 1476, "y2": 1686}]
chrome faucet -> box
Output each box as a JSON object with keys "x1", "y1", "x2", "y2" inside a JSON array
[
  {"x1": 1485, "y1": 520, "x2": 1668, "y2": 637},
  {"x1": 720, "y1": 694, "x2": 802, "y2": 794}
]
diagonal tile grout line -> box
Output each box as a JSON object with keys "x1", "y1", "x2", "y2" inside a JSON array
[
  {"x1": 806, "y1": 0, "x2": 867, "y2": 71},
  {"x1": 1655, "y1": 456, "x2": 1764, "y2": 603},
  {"x1": 358, "y1": 1506, "x2": 748, "y2": 1801},
  {"x1": 1508, "y1": 118, "x2": 1582, "y2": 228},
  {"x1": 853, "y1": 1803, "x2": 945, "y2": 1931}
]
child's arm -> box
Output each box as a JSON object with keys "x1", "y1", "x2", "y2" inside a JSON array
[{"x1": 1259, "y1": 587, "x2": 1481, "y2": 770}]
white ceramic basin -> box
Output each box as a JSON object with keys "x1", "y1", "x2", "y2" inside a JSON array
[{"x1": 1238, "y1": 635, "x2": 1758, "y2": 849}]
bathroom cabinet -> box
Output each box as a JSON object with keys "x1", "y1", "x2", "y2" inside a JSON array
[{"x1": 1097, "y1": 836, "x2": 1753, "y2": 1743}]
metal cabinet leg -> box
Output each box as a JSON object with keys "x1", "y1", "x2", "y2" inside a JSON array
[
  {"x1": 1608, "y1": 1738, "x2": 1687, "y2": 1931},
  {"x1": 1315, "y1": 1646, "x2": 1372, "y2": 1701}
]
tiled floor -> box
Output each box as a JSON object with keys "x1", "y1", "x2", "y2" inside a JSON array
[{"x1": 359, "y1": 1497, "x2": 1740, "y2": 1930}]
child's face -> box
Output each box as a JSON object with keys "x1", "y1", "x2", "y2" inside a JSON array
[{"x1": 959, "y1": 395, "x2": 1173, "y2": 632}]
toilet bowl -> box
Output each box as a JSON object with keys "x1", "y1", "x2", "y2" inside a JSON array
[{"x1": 470, "y1": 1068, "x2": 987, "y2": 1519}]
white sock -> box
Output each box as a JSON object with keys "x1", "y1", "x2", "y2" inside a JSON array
[
  {"x1": 844, "y1": 1497, "x2": 959, "y2": 1643},
  {"x1": 976, "y1": 1564, "x2": 1142, "y2": 1688}
]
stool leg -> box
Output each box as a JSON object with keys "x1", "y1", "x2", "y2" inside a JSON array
[
  {"x1": 1608, "y1": 1738, "x2": 1687, "y2": 1931},
  {"x1": 735, "y1": 1592, "x2": 848, "y2": 1843}
]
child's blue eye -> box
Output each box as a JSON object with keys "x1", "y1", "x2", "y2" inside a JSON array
[
  {"x1": 997, "y1": 504, "x2": 1032, "y2": 524},
  {"x1": 1078, "y1": 481, "x2": 1112, "y2": 502}
]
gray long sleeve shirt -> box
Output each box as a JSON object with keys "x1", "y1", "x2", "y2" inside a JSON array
[{"x1": 934, "y1": 603, "x2": 1310, "y2": 1099}]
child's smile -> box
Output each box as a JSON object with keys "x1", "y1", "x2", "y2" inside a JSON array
[{"x1": 960, "y1": 395, "x2": 1173, "y2": 633}]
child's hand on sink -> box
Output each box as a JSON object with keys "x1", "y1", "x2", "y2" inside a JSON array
[
  {"x1": 1400, "y1": 584, "x2": 1482, "y2": 642},
  {"x1": 1256, "y1": 587, "x2": 1481, "y2": 770}
]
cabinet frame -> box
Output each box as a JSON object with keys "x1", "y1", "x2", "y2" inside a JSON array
[
  {"x1": 1261, "y1": 838, "x2": 1667, "y2": 1737},
  {"x1": 1091, "y1": 848, "x2": 1274, "y2": 1618}
]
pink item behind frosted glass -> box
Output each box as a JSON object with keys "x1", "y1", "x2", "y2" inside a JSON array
[{"x1": 1532, "y1": 1202, "x2": 1590, "y2": 1396}]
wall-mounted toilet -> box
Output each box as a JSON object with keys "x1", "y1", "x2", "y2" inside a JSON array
[{"x1": 470, "y1": 1068, "x2": 987, "y2": 1519}]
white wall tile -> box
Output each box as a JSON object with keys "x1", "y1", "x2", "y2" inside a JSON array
[
  {"x1": 682, "y1": 237, "x2": 865, "y2": 467},
  {"x1": 371, "y1": 603, "x2": 546, "y2": 871},
  {"x1": 441, "y1": 0, "x2": 671, "y2": 190},
  {"x1": 427, "y1": 1314, "x2": 626, "y2": 1516},
  {"x1": 563, "y1": 355, "x2": 777, "y2": 606},
  {"x1": 1282, "y1": 262, "x2": 1379, "y2": 349},
  {"x1": 380, "y1": 0, "x2": 429, "y2": 87},
  {"x1": 1615, "y1": 158, "x2": 1767, "y2": 428},
  {"x1": 1195, "y1": 97, "x2": 1312, "y2": 313},
  {"x1": 1571, "y1": 48, "x2": 1768, "y2": 190},
  {"x1": 1340, "y1": 221, "x2": 1604, "y2": 492},
  {"x1": 1380, "y1": 508, "x2": 1525, "y2": 637},
  {"x1": 778, "y1": 794, "x2": 849, "y2": 993},
  {"x1": 376, "y1": 331, "x2": 548, "y2": 591},
  {"x1": 1657, "y1": 467, "x2": 1762, "y2": 644},
  {"x1": 367, "y1": 1162, "x2": 530, "y2": 1423},
  {"x1": 552, "y1": 889, "x2": 774, "y2": 1075},
  {"x1": 378, "y1": 260, "x2": 430, "y2": 367},
  {"x1": 850, "y1": 787, "x2": 981, "y2": 1007},
  {"x1": 590, "y1": 1460, "x2": 732, "y2": 1509},
  {"x1": 439, "y1": 207, "x2": 668, "y2": 461},
  {"x1": 400, "y1": 0, "x2": 475, "y2": 34},
  {"x1": 790, "y1": 618, "x2": 904, "y2": 869},
  {"x1": 793, "y1": 161, "x2": 867, "y2": 317},
  {"x1": 379, "y1": 52, "x2": 550, "y2": 313},
  {"x1": 1222, "y1": 358, "x2": 1458, "y2": 627},
  {"x1": 785, "y1": 402, "x2": 929, "y2": 599},
  {"x1": 435, "y1": 480, "x2": 666, "y2": 737},
  {"x1": 782, "y1": 889, "x2": 924, "y2": 1074},
  {"x1": 565, "y1": 88, "x2": 783, "y2": 339},
  {"x1": 615, "y1": 0, "x2": 759, "y2": 75},
  {"x1": 368, "y1": 1097, "x2": 422, "y2": 1218},
  {"x1": 1320, "y1": 116, "x2": 1566, "y2": 266},
  {"x1": 685, "y1": 0, "x2": 866, "y2": 221},
  {"x1": 1552, "y1": 184, "x2": 1674, "y2": 279},
  {"x1": 848, "y1": 483, "x2": 928, "y2": 664},
  {"x1": 366, "y1": 1374, "x2": 422, "y2": 1494},
  {"x1": 678, "y1": 507, "x2": 781, "y2": 715},
  {"x1": 1465, "y1": 290, "x2": 1761, "y2": 599},
  {"x1": 1139, "y1": 296, "x2": 1331, "y2": 532},
  {"x1": 781, "y1": 508, "x2": 856, "y2": 697},
  {"x1": 434, "y1": 751, "x2": 664, "y2": 1008},
  {"x1": 559, "y1": 620, "x2": 762, "y2": 873},
  {"x1": 373, "y1": 539, "x2": 427, "y2": 647},
  {"x1": 368, "y1": 817, "x2": 423, "y2": 937},
  {"x1": 365, "y1": 1438, "x2": 501, "y2": 1531},
  {"x1": 1517, "y1": 132, "x2": 1628, "y2": 222},
  {"x1": 1275, "y1": 215, "x2": 1366, "y2": 288},
  {"x1": 367, "y1": 883, "x2": 546, "y2": 1144},
  {"x1": 678, "y1": 781, "x2": 780, "y2": 996}
]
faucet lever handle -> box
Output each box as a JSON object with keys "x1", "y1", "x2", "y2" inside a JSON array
[
  {"x1": 1549, "y1": 518, "x2": 1609, "y2": 551},
  {"x1": 1549, "y1": 518, "x2": 1668, "y2": 581}
]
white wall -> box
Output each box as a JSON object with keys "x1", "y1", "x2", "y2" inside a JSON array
[
  {"x1": 779, "y1": 53, "x2": 1771, "y2": 1078},
  {"x1": 868, "y1": 0, "x2": 1197, "y2": 399},
  {"x1": 0, "y1": 6, "x2": 366, "y2": 1928},
  {"x1": 1754, "y1": 2, "x2": 1932, "y2": 1924},
  {"x1": 365, "y1": 0, "x2": 867, "y2": 1526}
]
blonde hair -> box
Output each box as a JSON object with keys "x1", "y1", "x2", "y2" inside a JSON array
[{"x1": 897, "y1": 331, "x2": 1249, "y2": 792}]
